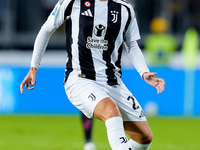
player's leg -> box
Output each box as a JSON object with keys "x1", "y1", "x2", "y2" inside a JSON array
[
  {"x1": 64, "y1": 76, "x2": 132, "y2": 150},
  {"x1": 81, "y1": 112, "x2": 96, "y2": 150},
  {"x1": 124, "y1": 121, "x2": 153, "y2": 150},
  {"x1": 106, "y1": 81, "x2": 152, "y2": 150},
  {"x1": 94, "y1": 97, "x2": 133, "y2": 150},
  {"x1": 81, "y1": 112, "x2": 93, "y2": 142}
]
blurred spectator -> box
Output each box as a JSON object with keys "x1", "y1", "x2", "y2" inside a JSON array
[{"x1": 144, "y1": 17, "x2": 178, "y2": 65}]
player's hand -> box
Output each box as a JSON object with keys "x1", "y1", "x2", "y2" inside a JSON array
[
  {"x1": 142, "y1": 72, "x2": 165, "y2": 94},
  {"x1": 20, "y1": 67, "x2": 37, "y2": 94}
]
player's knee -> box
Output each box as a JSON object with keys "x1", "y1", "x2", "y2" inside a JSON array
[
  {"x1": 103, "y1": 101, "x2": 121, "y2": 120},
  {"x1": 142, "y1": 131, "x2": 153, "y2": 144},
  {"x1": 94, "y1": 98, "x2": 121, "y2": 121}
]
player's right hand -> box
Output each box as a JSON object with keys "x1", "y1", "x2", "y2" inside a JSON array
[{"x1": 20, "y1": 67, "x2": 37, "y2": 94}]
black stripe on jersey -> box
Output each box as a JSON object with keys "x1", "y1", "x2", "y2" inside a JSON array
[
  {"x1": 78, "y1": 0, "x2": 96, "y2": 80},
  {"x1": 115, "y1": 43, "x2": 123, "y2": 77},
  {"x1": 64, "y1": 0, "x2": 75, "y2": 19},
  {"x1": 123, "y1": 5, "x2": 131, "y2": 32},
  {"x1": 103, "y1": 0, "x2": 121, "y2": 85},
  {"x1": 64, "y1": 18, "x2": 73, "y2": 83},
  {"x1": 64, "y1": 0, "x2": 75, "y2": 83}
]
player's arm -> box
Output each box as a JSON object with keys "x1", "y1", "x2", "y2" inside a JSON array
[
  {"x1": 125, "y1": 41, "x2": 165, "y2": 94},
  {"x1": 20, "y1": 16, "x2": 58, "y2": 94},
  {"x1": 123, "y1": 8, "x2": 150, "y2": 78},
  {"x1": 20, "y1": 2, "x2": 66, "y2": 94},
  {"x1": 124, "y1": 6, "x2": 165, "y2": 94},
  {"x1": 20, "y1": 20, "x2": 56, "y2": 94}
]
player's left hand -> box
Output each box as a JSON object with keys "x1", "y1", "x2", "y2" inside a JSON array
[{"x1": 142, "y1": 72, "x2": 165, "y2": 94}]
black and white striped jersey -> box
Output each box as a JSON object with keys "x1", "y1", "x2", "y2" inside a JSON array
[{"x1": 31, "y1": 0, "x2": 149, "y2": 85}]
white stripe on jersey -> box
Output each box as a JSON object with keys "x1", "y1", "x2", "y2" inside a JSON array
[
  {"x1": 111, "y1": 5, "x2": 129, "y2": 73},
  {"x1": 64, "y1": 0, "x2": 141, "y2": 84},
  {"x1": 92, "y1": 0, "x2": 108, "y2": 80},
  {"x1": 70, "y1": 0, "x2": 81, "y2": 75}
]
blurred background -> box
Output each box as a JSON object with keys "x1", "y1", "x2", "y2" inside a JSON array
[
  {"x1": 1, "y1": 0, "x2": 200, "y2": 49},
  {"x1": 1, "y1": 0, "x2": 200, "y2": 116},
  {"x1": 0, "y1": 0, "x2": 200, "y2": 149}
]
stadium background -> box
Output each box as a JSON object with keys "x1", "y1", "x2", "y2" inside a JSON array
[{"x1": 0, "y1": 0, "x2": 200, "y2": 150}]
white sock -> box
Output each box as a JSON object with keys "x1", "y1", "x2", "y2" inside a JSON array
[
  {"x1": 129, "y1": 139, "x2": 151, "y2": 150},
  {"x1": 105, "y1": 116, "x2": 132, "y2": 150}
]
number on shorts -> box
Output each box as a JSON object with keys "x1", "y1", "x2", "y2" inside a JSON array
[{"x1": 127, "y1": 96, "x2": 139, "y2": 110}]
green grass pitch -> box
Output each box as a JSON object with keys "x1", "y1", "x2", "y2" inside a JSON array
[{"x1": 0, "y1": 115, "x2": 200, "y2": 150}]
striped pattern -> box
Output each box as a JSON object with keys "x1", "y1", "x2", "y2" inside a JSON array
[{"x1": 60, "y1": 0, "x2": 138, "y2": 84}]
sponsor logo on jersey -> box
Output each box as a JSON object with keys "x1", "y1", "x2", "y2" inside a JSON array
[
  {"x1": 86, "y1": 36, "x2": 108, "y2": 51},
  {"x1": 84, "y1": 1, "x2": 91, "y2": 7},
  {"x1": 111, "y1": 11, "x2": 119, "y2": 23},
  {"x1": 81, "y1": 9, "x2": 93, "y2": 17},
  {"x1": 52, "y1": 6, "x2": 58, "y2": 16},
  {"x1": 94, "y1": 24, "x2": 106, "y2": 37},
  {"x1": 86, "y1": 24, "x2": 108, "y2": 51}
]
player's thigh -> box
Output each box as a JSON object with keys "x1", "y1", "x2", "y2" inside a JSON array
[
  {"x1": 64, "y1": 75, "x2": 108, "y2": 118},
  {"x1": 93, "y1": 97, "x2": 121, "y2": 121},
  {"x1": 107, "y1": 82, "x2": 146, "y2": 121},
  {"x1": 124, "y1": 121, "x2": 153, "y2": 144}
]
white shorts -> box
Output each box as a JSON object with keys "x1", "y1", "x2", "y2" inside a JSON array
[{"x1": 64, "y1": 74, "x2": 146, "y2": 121}]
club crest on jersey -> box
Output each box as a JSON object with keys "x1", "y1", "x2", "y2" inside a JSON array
[
  {"x1": 111, "y1": 11, "x2": 119, "y2": 23},
  {"x1": 84, "y1": 1, "x2": 91, "y2": 7},
  {"x1": 88, "y1": 93, "x2": 96, "y2": 101}
]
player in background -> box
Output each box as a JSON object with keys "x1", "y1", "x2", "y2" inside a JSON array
[
  {"x1": 81, "y1": 112, "x2": 96, "y2": 150},
  {"x1": 20, "y1": 0, "x2": 165, "y2": 149}
]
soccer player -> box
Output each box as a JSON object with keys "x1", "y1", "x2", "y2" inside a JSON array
[
  {"x1": 81, "y1": 112, "x2": 96, "y2": 150},
  {"x1": 20, "y1": 0, "x2": 165, "y2": 149}
]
